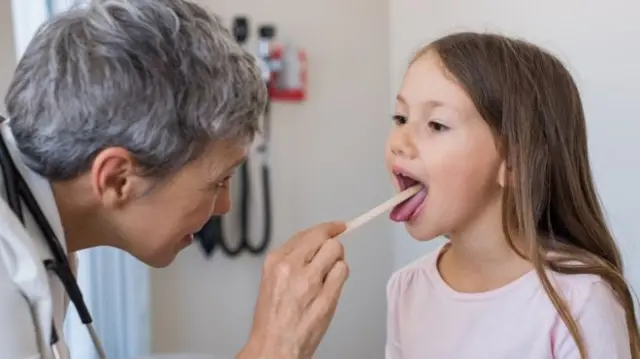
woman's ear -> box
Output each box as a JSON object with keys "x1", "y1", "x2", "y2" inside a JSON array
[{"x1": 89, "y1": 147, "x2": 148, "y2": 208}]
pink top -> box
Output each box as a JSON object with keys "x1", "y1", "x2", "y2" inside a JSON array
[{"x1": 385, "y1": 244, "x2": 632, "y2": 359}]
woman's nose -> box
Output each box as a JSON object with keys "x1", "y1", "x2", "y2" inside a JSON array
[
  {"x1": 389, "y1": 127, "x2": 418, "y2": 159},
  {"x1": 211, "y1": 188, "x2": 232, "y2": 216}
]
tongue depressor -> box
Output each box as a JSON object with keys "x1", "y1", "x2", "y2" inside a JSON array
[{"x1": 339, "y1": 184, "x2": 422, "y2": 237}]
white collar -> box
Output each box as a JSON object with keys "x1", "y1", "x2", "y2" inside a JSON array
[{"x1": 0, "y1": 119, "x2": 68, "y2": 253}]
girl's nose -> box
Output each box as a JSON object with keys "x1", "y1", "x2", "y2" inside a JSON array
[{"x1": 389, "y1": 126, "x2": 418, "y2": 159}]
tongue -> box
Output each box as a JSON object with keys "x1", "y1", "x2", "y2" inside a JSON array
[{"x1": 390, "y1": 188, "x2": 427, "y2": 222}]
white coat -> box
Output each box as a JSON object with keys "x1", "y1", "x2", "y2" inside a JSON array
[{"x1": 0, "y1": 119, "x2": 76, "y2": 359}]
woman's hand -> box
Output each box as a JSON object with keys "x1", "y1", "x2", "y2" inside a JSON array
[{"x1": 238, "y1": 222, "x2": 350, "y2": 359}]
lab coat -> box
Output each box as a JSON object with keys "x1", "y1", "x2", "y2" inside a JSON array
[{"x1": 0, "y1": 119, "x2": 74, "y2": 359}]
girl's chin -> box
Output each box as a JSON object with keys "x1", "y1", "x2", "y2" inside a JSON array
[{"x1": 404, "y1": 223, "x2": 447, "y2": 242}]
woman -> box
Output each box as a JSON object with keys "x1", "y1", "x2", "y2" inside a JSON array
[{"x1": 0, "y1": 0, "x2": 349, "y2": 358}]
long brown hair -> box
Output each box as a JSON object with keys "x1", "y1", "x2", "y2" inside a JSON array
[{"x1": 414, "y1": 32, "x2": 639, "y2": 358}]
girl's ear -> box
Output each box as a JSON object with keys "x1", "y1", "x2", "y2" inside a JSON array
[{"x1": 498, "y1": 159, "x2": 508, "y2": 188}]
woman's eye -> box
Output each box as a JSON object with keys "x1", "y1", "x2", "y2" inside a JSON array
[
  {"x1": 393, "y1": 114, "x2": 408, "y2": 125},
  {"x1": 210, "y1": 174, "x2": 234, "y2": 190},
  {"x1": 220, "y1": 174, "x2": 233, "y2": 185},
  {"x1": 428, "y1": 121, "x2": 448, "y2": 132}
]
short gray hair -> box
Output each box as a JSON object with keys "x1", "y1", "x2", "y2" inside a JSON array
[{"x1": 4, "y1": 0, "x2": 267, "y2": 180}]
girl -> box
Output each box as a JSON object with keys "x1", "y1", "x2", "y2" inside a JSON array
[{"x1": 385, "y1": 32, "x2": 639, "y2": 359}]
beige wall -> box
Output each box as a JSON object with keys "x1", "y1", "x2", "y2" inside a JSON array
[
  {"x1": 0, "y1": 0, "x2": 17, "y2": 112},
  {"x1": 150, "y1": 1, "x2": 393, "y2": 359}
]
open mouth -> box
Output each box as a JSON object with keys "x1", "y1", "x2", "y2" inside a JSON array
[
  {"x1": 396, "y1": 171, "x2": 421, "y2": 191},
  {"x1": 391, "y1": 170, "x2": 428, "y2": 222},
  {"x1": 181, "y1": 233, "x2": 195, "y2": 245}
]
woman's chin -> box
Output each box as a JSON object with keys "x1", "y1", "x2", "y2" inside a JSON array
[
  {"x1": 145, "y1": 252, "x2": 178, "y2": 268},
  {"x1": 133, "y1": 246, "x2": 181, "y2": 268},
  {"x1": 134, "y1": 234, "x2": 195, "y2": 267}
]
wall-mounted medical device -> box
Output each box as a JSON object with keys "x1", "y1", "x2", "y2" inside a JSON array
[
  {"x1": 196, "y1": 16, "x2": 307, "y2": 258},
  {"x1": 258, "y1": 24, "x2": 308, "y2": 102}
]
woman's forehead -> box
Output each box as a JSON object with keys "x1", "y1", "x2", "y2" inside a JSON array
[{"x1": 202, "y1": 140, "x2": 248, "y2": 173}]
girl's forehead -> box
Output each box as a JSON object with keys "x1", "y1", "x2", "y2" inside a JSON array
[{"x1": 398, "y1": 61, "x2": 478, "y2": 118}]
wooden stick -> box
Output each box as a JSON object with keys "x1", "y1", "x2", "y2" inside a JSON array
[{"x1": 339, "y1": 184, "x2": 422, "y2": 237}]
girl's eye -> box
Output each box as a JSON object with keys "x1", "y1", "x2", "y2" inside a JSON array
[
  {"x1": 393, "y1": 114, "x2": 408, "y2": 125},
  {"x1": 428, "y1": 121, "x2": 448, "y2": 132}
]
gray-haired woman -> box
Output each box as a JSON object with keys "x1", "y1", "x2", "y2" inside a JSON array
[{"x1": 0, "y1": 1, "x2": 349, "y2": 358}]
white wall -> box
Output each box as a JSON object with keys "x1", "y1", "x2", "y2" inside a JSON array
[
  {"x1": 150, "y1": 1, "x2": 393, "y2": 358},
  {"x1": 390, "y1": 0, "x2": 640, "y2": 298}
]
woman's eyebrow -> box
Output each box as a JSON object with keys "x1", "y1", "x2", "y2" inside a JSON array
[
  {"x1": 228, "y1": 156, "x2": 247, "y2": 171},
  {"x1": 215, "y1": 156, "x2": 247, "y2": 178}
]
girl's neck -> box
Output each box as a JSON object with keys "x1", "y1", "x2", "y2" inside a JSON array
[{"x1": 438, "y1": 207, "x2": 533, "y2": 293}]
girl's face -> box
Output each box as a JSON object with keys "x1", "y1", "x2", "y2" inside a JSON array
[{"x1": 385, "y1": 51, "x2": 505, "y2": 241}]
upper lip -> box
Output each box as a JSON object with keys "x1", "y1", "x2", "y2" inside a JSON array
[{"x1": 391, "y1": 164, "x2": 423, "y2": 190}]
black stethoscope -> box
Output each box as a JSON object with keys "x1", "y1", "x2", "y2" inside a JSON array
[
  {"x1": 196, "y1": 100, "x2": 273, "y2": 257},
  {"x1": 0, "y1": 125, "x2": 107, "y2": 359}
]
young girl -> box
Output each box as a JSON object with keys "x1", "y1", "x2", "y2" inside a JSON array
[{"x1": 385, "y1": 32, "x2": 639, "y2": 359}]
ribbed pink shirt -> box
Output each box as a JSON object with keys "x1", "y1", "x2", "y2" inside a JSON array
[{"x1": 386, "y1": 244, "x2": 631, "y2": 359}]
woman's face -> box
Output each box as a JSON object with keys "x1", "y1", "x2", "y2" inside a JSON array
[{"x1": 92, "y1": 140, "x2": 248, "y2": 267}]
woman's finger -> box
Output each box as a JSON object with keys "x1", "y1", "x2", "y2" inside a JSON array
[
  {"x1": 306, "y1": 239, "x2": 344, "y2": 281},
  {"x1": 300, "y1": 260, "x2": 350, "y2": 333},
  {"x1": 287, "y1": 222, "x2": 346, "y2": 262},
  {"x1": 291, "y1": 239, "x2": 345, "y2": 309}
]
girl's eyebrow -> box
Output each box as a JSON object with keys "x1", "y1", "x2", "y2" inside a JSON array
[{"x1": 397, "y1": 94, "x2": 448, "y2": 110}]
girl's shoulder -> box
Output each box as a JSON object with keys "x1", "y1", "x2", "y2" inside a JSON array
[
  {"x1": 545, "y1": 265, "x2": 620, "y2": 314},
  {"x1": 543, "y1": 251, "x2": 619, "y2": 305},
  {"x1": 386, "y1": 242, "x2": 446, "y2": 300},
  {"x1": 385, "y1": 243, "x2": 620, "y2": 309}
]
